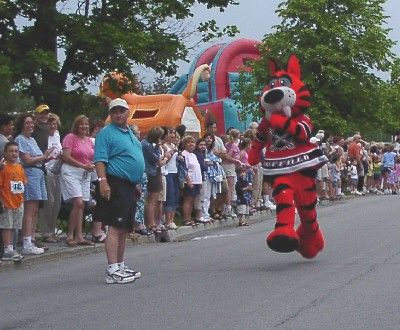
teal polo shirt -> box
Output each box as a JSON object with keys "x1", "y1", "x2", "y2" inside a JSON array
[{"x1": 94, "y1": 122, "x2": 145, "y2": 183}]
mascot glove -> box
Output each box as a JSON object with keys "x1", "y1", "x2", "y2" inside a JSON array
[{"x1": 269, "y1": 113, "x2": 289, "y2": 130}]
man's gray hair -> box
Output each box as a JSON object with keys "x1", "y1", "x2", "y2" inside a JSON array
[{"x1": 249, "y1": 122, "x2": 258, "y2": 129}]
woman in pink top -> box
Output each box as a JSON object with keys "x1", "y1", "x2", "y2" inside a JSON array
[
  {"x1": 61, "y1": 115, "x2": 95, "y2": 247},
  {"x1": 222, "y1": 129, "x2": 243, "y2": 217}
]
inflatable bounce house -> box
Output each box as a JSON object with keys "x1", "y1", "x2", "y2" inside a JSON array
[
  {"x1": 100, "y1": 65, "x2": 211, "y2": 137},
  {"x1": 169, "y1": 38, "x2": 261, "y2": 135}
]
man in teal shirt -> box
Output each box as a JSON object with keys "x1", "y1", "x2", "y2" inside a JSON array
[{"x1": 94, "y1": 98, "x2": 145, "y2": 284}]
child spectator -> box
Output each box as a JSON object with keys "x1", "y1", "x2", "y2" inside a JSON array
[
  {"x1": 366, "y1": 153, "x2": 374, "y2": 192},
  {"x1": 194, "y1": 137, "x2": 211, "y2": 223},
  {"x1": 328, "y1": 154, "x2": 340, "y2": 199},
  {"x1": 388, "y1": 157, "x2": 400, "y2": 194},
  {"x1": 381, "y1": 144, "x2": 397, "y2": 194},
  {"x1": 395, "y1": 158, "x2": 400, "y2": 194},
  {"x1": 204, "y1": 133, "x2": 224, "y2": 220},
  {"x1": 235, "y1": 167, "x2": 252, "y2": 226},
  {"x1": 0, "y1": 142, "x2": 26, "y2": 261},
  {"x1": 371, "y1": 154, "x2": 383, "y2": 193},
  {"x1": 222, "y1": 128, "x2": 242, "y2": 217},
  {"x1": 181, "y1": 135, "x2": 202, "y2": 226},
  {"x1": 349, "y1": 160, "x2": 361, "y2": 195},
  {"x1": 238, "y1": 138, "x2": 253, "y2": 179}
]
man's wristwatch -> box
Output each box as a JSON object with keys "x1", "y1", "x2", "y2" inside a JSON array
[{"x1": 98, "y1": 177, "x2": 107, "y2": 182}]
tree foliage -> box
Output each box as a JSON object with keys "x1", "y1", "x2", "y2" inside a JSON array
[
  {"x1": 0, "y1": 0, "x2": 238, "y2": 114},
  {"x1": 141, "y1": 75, "x2": 175, "y2": 95},
  {"x1": 237, "y1": 0, "x2": 398, "y2": 138}
]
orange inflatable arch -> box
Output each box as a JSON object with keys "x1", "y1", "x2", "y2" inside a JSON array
[{"x1": 100, "y1": 65, "x2": 211, "y2": 137}]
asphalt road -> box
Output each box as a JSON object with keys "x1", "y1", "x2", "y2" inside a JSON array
[{"x1": 1, "y1": 195, "x2": 400, "y2": 330}]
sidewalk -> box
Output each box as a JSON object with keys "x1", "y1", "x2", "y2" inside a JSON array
[{"x1": 0, "y1": 209, "x2": 277, "y2": 271}]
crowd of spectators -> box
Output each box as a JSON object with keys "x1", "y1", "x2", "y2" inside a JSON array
[
  {"x1": 314, "y1": 131, "x2": 400, "y2": 200},
  {"x1": 1, "y1": 106, "x2": 399, "y2": 267}
]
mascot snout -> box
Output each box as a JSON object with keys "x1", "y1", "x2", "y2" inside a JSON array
[
  {"x1": 264, "y1": 89, "x2": 284, "y2": 104},
  {"x1": 261, "y1": 86, "x2": 296, "y2": 118}
]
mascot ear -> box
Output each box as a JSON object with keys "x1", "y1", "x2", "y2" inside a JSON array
[
  {"x1": 268, "y1": 58, "x2": 278, "y2": 75},
  {"x1": 287, "y1": 54, "x2": 301, "y2": 79}
]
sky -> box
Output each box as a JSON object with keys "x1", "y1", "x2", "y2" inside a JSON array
[
  {"x1": 42, "y1": 0, "x2": 398, "y2": 91},
  {"x1": 168, "y1": 0, "x2": 400, "y2": 79}
]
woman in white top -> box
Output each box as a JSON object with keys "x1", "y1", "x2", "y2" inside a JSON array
[
  {"x1": 163, "y1": 127, "x2": 179, "y2": 229},
  {"x1": 39, "y1": 114, "x2": 63, "y2": 243},
  {"x1": 181, "y1": 135, "x2": 202, "y2": 226}
]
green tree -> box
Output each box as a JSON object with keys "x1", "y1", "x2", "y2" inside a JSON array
[
  {"x1": 240, "y1": 0, "x2": 397, "y2": 137},
  {"x1": 234, "y1": 70, "x2": 260, "y2": 121},
  {"x1": 0, "y1": 0, "x2": 238, "y2": 112},
  {"x1": 142, "y1": 75, "x2": 175, "y2": 95}
]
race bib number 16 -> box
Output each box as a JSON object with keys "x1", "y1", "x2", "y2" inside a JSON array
[{"x1": 10, "y1": 181, "x2": 25, "y2": 194}]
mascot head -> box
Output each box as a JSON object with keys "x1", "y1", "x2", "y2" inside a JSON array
[{"x1": 260, "y1": 54, "x2": 311, "y2": 119}]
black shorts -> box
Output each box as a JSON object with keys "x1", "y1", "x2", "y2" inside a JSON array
[
  {"x1": 94, "y1": 174, "x2": 138, "y2": 231},
  {"x1": 147, "y1": 172, "x2": 162, "y2": 193},
  {"x1": 373, "y1": 173, "x2": 381, "y2": 180},
  {"x1": 183, "y1": 183, "x2": 201, "y2": 197}
]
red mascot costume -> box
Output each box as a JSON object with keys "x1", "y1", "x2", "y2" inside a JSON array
[{"x1": 248, "y1": 54, "x2": 328, "y2": 259}]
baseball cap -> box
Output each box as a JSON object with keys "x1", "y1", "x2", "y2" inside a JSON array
[
  {"x1": 35, "y1": 104, "x2": 50, "y2": 113},
  {"x1": 108, "y1": 98, "x2": 129, "y2": 111}
]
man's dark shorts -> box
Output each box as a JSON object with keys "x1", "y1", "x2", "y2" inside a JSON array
[
  {"x1": 94, "y1": 174, "x2": 138, "y2": 232},
  {"x1": 183, "y1": 183, "x2": 201, "y2": 197}
]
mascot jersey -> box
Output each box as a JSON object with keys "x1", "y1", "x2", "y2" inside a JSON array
[
  {"x1": 258, "y1": 114, "x2": 326, "y2": 176},
  {"x1": 248, "y1": 54, "x2": 327, "y2": 259}
]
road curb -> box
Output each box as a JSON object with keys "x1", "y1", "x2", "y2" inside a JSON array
[
  {"x1": 1, "y1": 195, "x2": 357, "y2": 271},
  {"x1": 0, "y1": 211, "x2": 274, "y2": 271}
]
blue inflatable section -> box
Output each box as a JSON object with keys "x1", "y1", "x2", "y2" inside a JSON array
[
  {"x1": 169, "y1": 74, "x2": 188, "y2": 95},
  {"x1": 197, "y1": 80, "x2": 210, "y2": 104},
  {"x1": 223, "y1": 99, "x2": 253, "y2": 132}
]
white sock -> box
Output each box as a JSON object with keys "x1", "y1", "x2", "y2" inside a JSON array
[
  {"x1": 108, "y1": 263, "x2": 119, "y2": 275},
  {"x1": 23, "y1": 236, "x2": 32, "y2": 249},
  {"x1": 263, "y1": 195, "x2": 270, "y2": 205},
  {"x1": 5, "y1": 245, "x2": 13, "y2": 253},
  {"x1": 118, "y1": 261, "x2": 125, "y2": 270}
]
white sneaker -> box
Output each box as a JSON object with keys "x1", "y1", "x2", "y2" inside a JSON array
[
  {"x1": 21, "y1": 245, "x2": 44, "y2": 255},
  {"x1": 121, "y1": 266, "x2": 142, "y2": 279},
  {"x1": 196, "y1": 217, "x2": 210, "y2": 223},
  {"x1": 265, "y1": 200, "x2": 277, "y2": 211},
  {"x1": 106, "y1": 269, "x2": 136, "y2": 284},
  {"x1": 2, "y1": 250, "x2": 24, "y2": 261},
  {"x1": 166, "y1": 222, "x2": 178, "y2": 230}
]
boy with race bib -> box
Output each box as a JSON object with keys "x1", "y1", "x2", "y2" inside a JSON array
[{"x1": 0, "y1": 142, "x2": 27, "y2": 262}]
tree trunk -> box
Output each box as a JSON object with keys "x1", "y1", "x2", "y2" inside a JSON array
[{"x1": 35, "y1": 0, "x2": 64, "y2": 112}]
